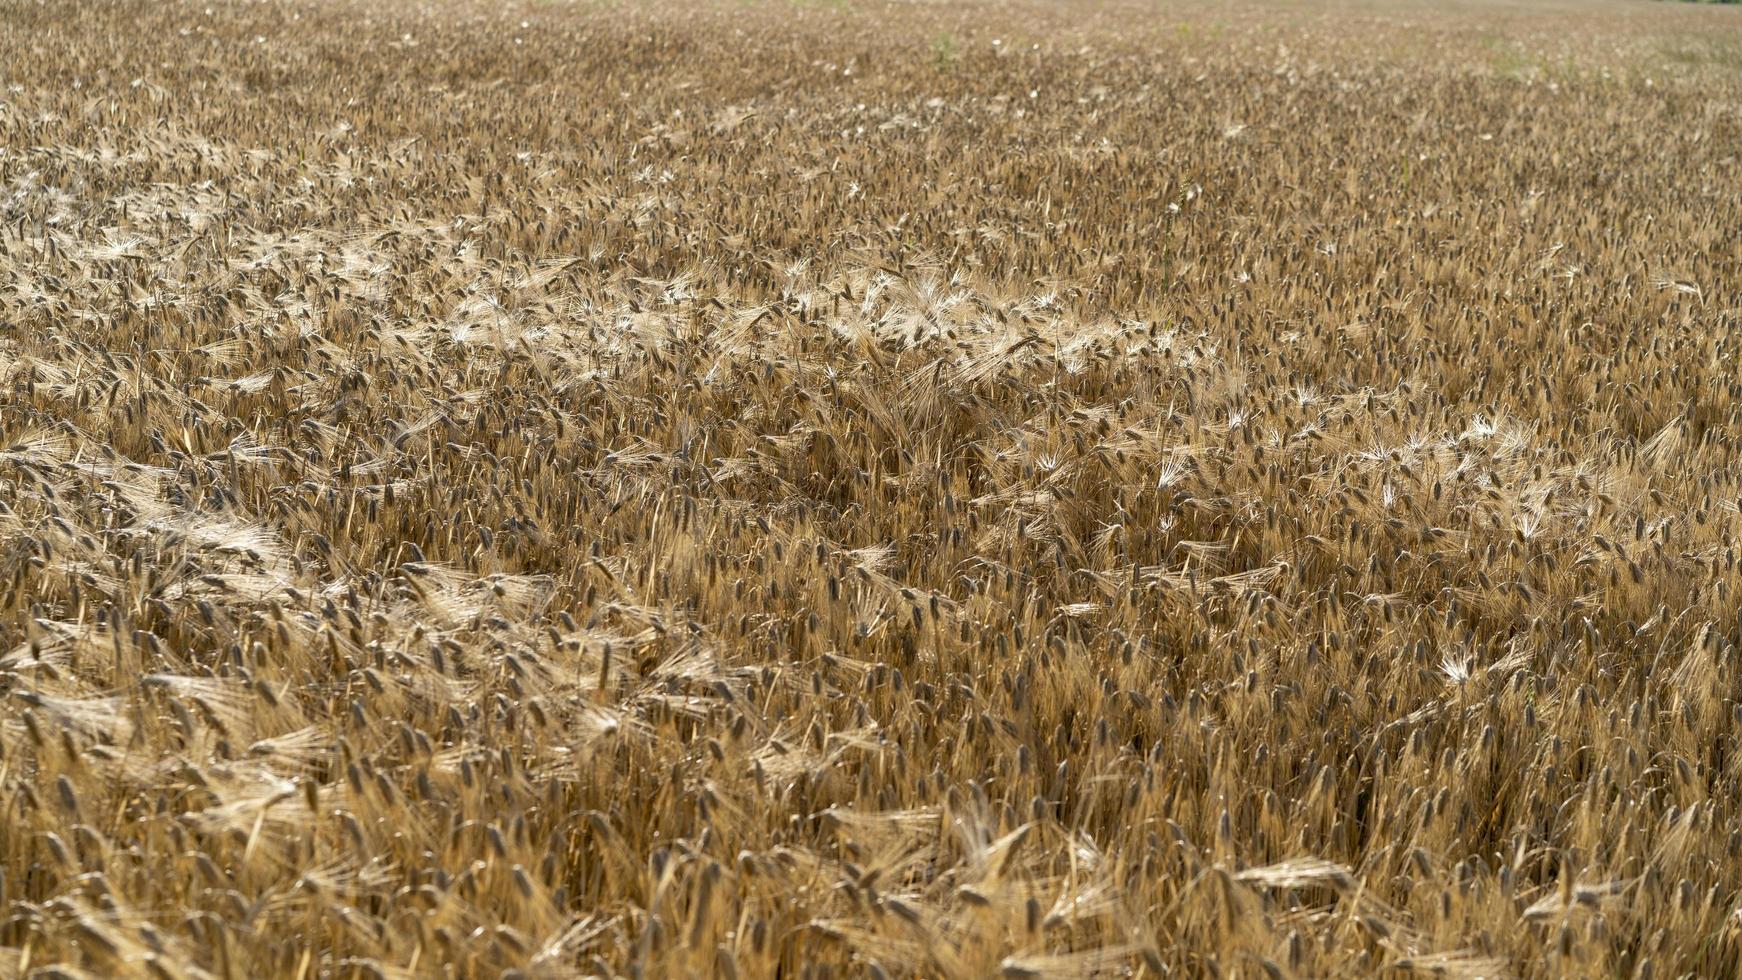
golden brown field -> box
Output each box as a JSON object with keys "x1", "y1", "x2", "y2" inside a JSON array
[{"x1": 3, "y1": 0, "x2": 1742, "y2": 976}]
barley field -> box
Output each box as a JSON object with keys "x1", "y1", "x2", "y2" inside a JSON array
[{"x1": 3, "y1": 0, "x2": 1742, "y2": 976}]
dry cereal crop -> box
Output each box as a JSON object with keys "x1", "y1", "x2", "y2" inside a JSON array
[{"x1": 2, "y1": 0, "x2": 1742, "y2": 976}]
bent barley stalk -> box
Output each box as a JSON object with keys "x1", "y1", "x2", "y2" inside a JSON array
[{"x1": 0, "y1": 0, "x2": 1740, "y2": 976}]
